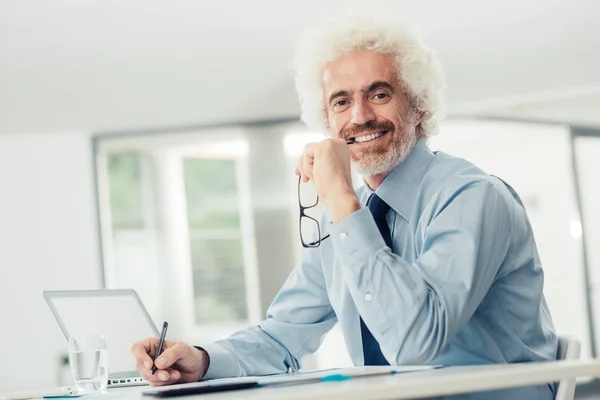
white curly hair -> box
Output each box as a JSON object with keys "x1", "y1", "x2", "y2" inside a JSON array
[{"x1": 294, "y1": 8, "x2": 446, "y2": 137}]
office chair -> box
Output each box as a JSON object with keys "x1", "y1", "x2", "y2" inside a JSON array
[{"x1": 555, "y1": 335, "x2": 581, "y2": 400}]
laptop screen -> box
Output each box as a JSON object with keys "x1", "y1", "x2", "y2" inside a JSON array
[{"x1": 44, "y1": 289, "x2": 159, "y2": 375}]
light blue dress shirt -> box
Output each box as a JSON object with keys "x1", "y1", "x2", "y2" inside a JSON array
[{"x1": 201, "y1": 139, "x2": 558, "y2": 399}]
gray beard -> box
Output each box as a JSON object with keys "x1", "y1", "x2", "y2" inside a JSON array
[{"x1": 353, "y1": 125, "x2": 419, "y2": 178}]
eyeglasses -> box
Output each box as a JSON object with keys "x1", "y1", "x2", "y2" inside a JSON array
[{"x1": 298, "y1": 176, "x2": 331, "y2": 248}]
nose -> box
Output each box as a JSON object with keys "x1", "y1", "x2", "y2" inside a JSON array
[{"x1": 351, "y1": 98, "x2": 376, "y2": 125}]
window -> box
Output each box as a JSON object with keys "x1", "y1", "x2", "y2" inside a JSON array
[
  {"x1": 96, "y1": 130, "x2": 257, "y2": 342},
  {"x1": 101, "y1": 152, "x2": 162, "y2": 321},
  {"x1": 183, "y1": 158, "x2": 247, "y2": 323},
  {"x1": 106, "y1": 154, "x2": 145, "y2": 230}
]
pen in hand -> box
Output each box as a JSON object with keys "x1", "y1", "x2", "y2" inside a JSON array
[{"x1": 152, "y1": 321, "x2": 169, "y2": 375}]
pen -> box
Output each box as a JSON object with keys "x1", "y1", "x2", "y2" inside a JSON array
[
  {"x1": 152, "y1": 321, "x2": 169, "y2": 375},
  {"x1": 320, "y1": 374, "x2": 353, "y2": 382},
  {"x1": 1, "y1": 387, "x2": 79, "y2": 400}
]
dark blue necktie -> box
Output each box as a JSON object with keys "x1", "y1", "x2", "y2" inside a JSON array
[{"x1": 360, "y1": 193, "x2": 391, "y2": 365}]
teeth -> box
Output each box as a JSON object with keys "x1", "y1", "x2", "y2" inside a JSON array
[{"x1": 354, "y1": 131, "x2": 386, "y2": 143}]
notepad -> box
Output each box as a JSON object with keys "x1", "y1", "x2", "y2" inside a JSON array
[
  {"x1": 143, "y1": 381, "x2": 259, "y2": 397},
  {"x1": 142, "y1": 365, "x2": 439, "y2": 397},
  {"x1": 258, "y1": 365, "x2": 439, "y2": 386}
]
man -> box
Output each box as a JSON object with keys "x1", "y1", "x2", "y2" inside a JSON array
[{"x1": 132, "y1": 10, "x2": 558, "y2": 399}]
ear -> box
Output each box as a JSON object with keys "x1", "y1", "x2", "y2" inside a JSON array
[
  {"x1": 411, "y1": 110, "x2": 427, "y2": 138},
  {"x1": 415, "y1": 110, "x2": 426, "y2": 125}
]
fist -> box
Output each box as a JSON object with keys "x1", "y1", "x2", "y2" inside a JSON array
[
  {"x1": 131, "y1": 338, "x2": 209, "y2": 386},
  {"x1": 295, "y1": 138, "x2": 359, "y2": 222}
]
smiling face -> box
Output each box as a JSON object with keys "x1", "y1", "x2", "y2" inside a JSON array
[{"x1": 322, "y1": 50, "x2": 422, "y2": 177}]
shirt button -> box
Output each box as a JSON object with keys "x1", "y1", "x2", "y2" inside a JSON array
[
  {"x1": 339, "y1": 232, "x2": 348, "y2": 242},
  {"x1": 364, "y1": 293, "x2": 373, "y2": 302}
]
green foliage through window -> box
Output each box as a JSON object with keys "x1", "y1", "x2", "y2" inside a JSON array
[
  {"x1": 107, "y1": 154, "x2": 145, "y2": 230},
  {"x1": 183, "y1": 158, "x2": 247, "y2": 323}
]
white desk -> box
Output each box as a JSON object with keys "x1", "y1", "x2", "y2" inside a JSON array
[
  {"x1": 6, "y1": 360, "x2": 598, "y2": 400},
  {"x1": 102, "y1": 359, "x2": 600, "y2": 400}
]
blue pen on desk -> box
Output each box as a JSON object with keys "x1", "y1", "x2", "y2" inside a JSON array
[{"x1": 320, "y1": 374, "x2": 353, "y2": 382}]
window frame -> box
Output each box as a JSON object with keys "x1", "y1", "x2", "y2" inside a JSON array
[{"x1": 95, "y1": 128, "x2": 260, "y2": 342}]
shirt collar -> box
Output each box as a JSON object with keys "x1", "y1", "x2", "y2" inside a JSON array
[{"x1": 361, "y1": 138, "x2": 435, "y2": 221}]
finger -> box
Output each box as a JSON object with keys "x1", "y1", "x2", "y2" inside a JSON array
[
  {"x1": 302, "y1": 152, "x2": 314, "y2": 182},
  {"x1": 300, "y1": 144, "x2": 315, "y2": 182},
  {"x1": 132, "y1": 338, "x2": 177, "y2": 370},
  {"x1": 156, "y1": 367, "x2": 181, "y2": 382},
  {"x1": 332, "y1": 137, "x2": 347, "y2": 146},
  {"x1": 140, "y1": 370, "x2": 163, "y2": 386},
  {"x1": 141, "y1": 367, "x2": 181, "y2": 386},
  {"x1": 136, "y1": 361, "x2": 150, "y2": 376},
  {"x1": 136, "y1": 360, "x2": 154, "y2": 377},
  {"x1": 154, "y1": 343, "x2": 188, "y2": 370},
  {"x1": 295, "y1": 157, "x2": 303, "y2": 178},
  {"x1": 131, "y1": 339, "x2": 156, "y2": 370},
  {"x1": 141, "y1": 372, "x2": 175, "y2": 387}
]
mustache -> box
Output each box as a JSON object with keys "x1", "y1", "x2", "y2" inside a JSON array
[{"x1": 342, "y1": 120, "x2": 395, "y2": 141}]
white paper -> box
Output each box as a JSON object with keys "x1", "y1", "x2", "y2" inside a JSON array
[
  {"x1": 258, "y1": 365, "x2": 438, "y2": 385},
  {"x1": 143, "y1": 365, "x2": 439, "y2": 395},
  {"x1": 0, "y1": 387, "x2": 78, "y2": 400}
]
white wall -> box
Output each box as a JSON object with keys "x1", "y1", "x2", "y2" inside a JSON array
[
  {"x1": 1, "y1": 1, "x2": 600, "y2": 134},
  {"x1": 574, "y1": 136, "x2": 600, "y2": 354},
  {"x1": 0, "y1": 133, "x2": 102, "y2": 392}
]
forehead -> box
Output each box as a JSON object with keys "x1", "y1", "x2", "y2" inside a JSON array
[{"x1": 321, "y1": 51, "x2": 397, "y2": 94}]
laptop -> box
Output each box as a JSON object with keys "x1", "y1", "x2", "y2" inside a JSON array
[{"x1": 43, "y1": 289, "x2": 160, "y2": 388}]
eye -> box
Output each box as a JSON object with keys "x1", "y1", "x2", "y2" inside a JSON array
[
  {"x1": 373, "y1": 93, "x2": 388, "y2": 100},
  {"x1": 332, "y1": 99, "x2": 350, "y2": 111}
]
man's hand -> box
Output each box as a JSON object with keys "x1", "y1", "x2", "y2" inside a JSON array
[
  {"x1": 131, "y1": 338, "x2": 209, "y2": 386},
  {"x1": 295, "y1": 138, "x2": 359, "y2": 222}
]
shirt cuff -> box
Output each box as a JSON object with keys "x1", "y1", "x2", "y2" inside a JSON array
[
  {"x1": 329, "y1": 207, "x2": 387, "y2": 266},
  {"x1": 195, "y1": 342, "x2": 240, "y2": 380}
]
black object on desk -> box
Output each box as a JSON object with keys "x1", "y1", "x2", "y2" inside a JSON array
[
  {"x1": 144, "y1": 381, "x2": 260, "y2": 397},
  {"x1": 152, "y1": 321, "x2": 169, "y2": 375}
]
